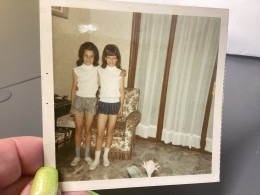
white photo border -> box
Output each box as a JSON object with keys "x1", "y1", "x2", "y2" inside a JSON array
[{"x1": 40, "y1": 0, "x2": 228, "y2": 191}]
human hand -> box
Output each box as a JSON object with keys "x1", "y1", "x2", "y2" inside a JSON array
[
  {"x1": 118, "y1": 107, "x2": 123, "y2": 117},
  {"x1": 120, "y1": 69, "x2": 126, "y2": 77},
  {"x1": 0, "y1": 137, "x2": 95, "y2": 195},
  {"x1": 70, "y1": 108, "x2": 74, "y2": 117}
]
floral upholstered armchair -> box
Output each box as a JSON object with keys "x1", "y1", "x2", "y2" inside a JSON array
[{"x1": 82, "y1": 88, "x2": 141, "y2": 160}]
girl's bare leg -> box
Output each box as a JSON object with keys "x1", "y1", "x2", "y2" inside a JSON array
[
  {"x1": 74, "y1": 113, "x2": 84, "y2": 147},
  {"x1": 96, "y1": 113, "x2": 108, "y2": 151},
  {"x1": 84, "y1": 114, "x2": 95, "y2": 164},
  {"x1": 84, "y1": 114, "x2": 95, "y2": 147},
  {"x1": 103, "y1": 114, "x2": 117, "y2": 167},
  {"x1": 89, "y1": 113, "x2": 108, "y2": 170},
  {"x1": 71, "y1": 113, "x2": 84, "y2": 166},
  {"x1": 105, "y1": 114, "x2": 118, "y2": 148}
]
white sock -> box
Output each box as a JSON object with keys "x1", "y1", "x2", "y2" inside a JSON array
[
  {"x1": 103, "y1": 148, "x2": 110, "y2": 159},
  {"x1": 94, "y1": 151, "x2": 101, "y2": 162}
]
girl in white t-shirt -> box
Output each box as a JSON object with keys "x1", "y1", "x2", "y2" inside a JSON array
[
  {"x1": 90, "y1": 44, "x2": 125, "y2": 170},
  {"x1": 70, "y1": 42, "x2": 99, "y2": 166}
]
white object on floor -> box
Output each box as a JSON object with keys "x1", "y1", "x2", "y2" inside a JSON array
[
  {"x1": 127, "y1": 166, "x2": 143, "y2": 178},
  {"x1": 142, "y1": 160, "x2": 160, "y2": 177}
]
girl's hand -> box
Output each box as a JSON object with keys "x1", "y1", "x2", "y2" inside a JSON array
[
  {"x1": 69, "y1": 108, "x2": 74, "y2": 117},
  {"x1": 118, "y1": 107, "x2": 123, "y2": 117},
  {"x1": 120, "y1": 69, "x2": 126, "y2": 77}
]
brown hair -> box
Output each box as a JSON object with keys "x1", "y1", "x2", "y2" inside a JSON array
[
  {"x1": 76, "y1": 42, "x2": 99, "y2": 67},
  {"x1": 101, "y1": 44, "x2": 121, "y2": 69}
]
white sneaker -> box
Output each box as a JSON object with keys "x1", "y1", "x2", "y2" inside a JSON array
[
  {"x1": 103, "y1": 156, "x2": 110, "y2": 167},
  {"x1": 70, "y1": 157, "x2": 81, "y2": 166},
  {"x1": 89, "y1": 160, "x2": 100, "y2": 170},
  {"x1": 84, "y1": 157, "x2": 93, "y2": 165}
]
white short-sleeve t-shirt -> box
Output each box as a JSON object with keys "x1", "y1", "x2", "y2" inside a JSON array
[
  {"x1": 98, "y1": 66, "x2": 121, "y2": 103},
  {"x1": 74, "y1": 64, "x2": 98, "y2": 98}
]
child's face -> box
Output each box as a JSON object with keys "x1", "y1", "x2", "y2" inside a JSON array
[
  {"x1": 105, "y1": 55, "x2": 118, "y2": 67},
  {"x1": 83, "y1": 50, "x2": 95, "y2": 65}
]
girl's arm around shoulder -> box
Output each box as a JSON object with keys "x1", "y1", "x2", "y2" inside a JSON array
[
  {"x1": 118, "y1": 76, "x2": 125, "y2": 117},
  {"x1": 120, "y1": 69, "x2": 126, "y2": 77}
]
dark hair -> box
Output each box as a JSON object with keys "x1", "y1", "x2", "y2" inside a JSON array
[
  {"x1": 101, "y1": 44, "x2": 121, "y2": 69},
  {"x1": 76, "y1": 42, "x2": 99, "y2": 67}
]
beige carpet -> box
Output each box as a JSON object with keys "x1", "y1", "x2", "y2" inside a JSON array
[{"x1": 56, "y1": 139, "x2": 212, "y2": 181}]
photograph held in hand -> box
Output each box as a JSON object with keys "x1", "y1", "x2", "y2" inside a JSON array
[{"x1": 40, "y1": 0, "x2": 228, "y2": 191}]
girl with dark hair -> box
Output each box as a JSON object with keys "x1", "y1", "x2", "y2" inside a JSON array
[
  {"x1": 70, "y1": 42, "x2": 99, "y2": 166},
  {"x1": 76, "y1": 42, "x2": 99, "y2": 67},
  {"x1": 90, "y1": 44, "x2": 125, "y2": 170}
]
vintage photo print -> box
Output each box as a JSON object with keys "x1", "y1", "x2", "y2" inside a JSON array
[{"x1": 40, "y1": 0, "x2": 228, "y2": 191}]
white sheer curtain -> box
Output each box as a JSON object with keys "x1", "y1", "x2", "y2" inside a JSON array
[
  {"x1": 135, "y1": 13, "x2": 172, "y2": 138},
  {"x1": 162, "y1": 16, "x2": 221, "y2": 152}
]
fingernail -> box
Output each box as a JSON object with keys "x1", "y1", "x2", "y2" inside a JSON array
[
  {"x1": 88, "y1": 191, "x2": 100, "y2": 195},
  {"x1": 31, "y1": 167, "x2": 58, "y2": 195}
]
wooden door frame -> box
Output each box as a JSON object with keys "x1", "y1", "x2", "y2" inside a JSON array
[
  {"x1": 127, "y1": 12, "x2": 141, "y2": 88},
  {"x1": 156, "y1": 15, "x2": 178, "y2": 141},
  {"x1": 200, "y1": 53, "x2": 218, "y2": 150}
]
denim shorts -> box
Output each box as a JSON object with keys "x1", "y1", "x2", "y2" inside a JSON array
[
  {"x1": 71, "y1": 96, "x2": 96, "y2": 115},
  {"x1": 97, "y1": 101, "x2": 120, "y2": 115}
]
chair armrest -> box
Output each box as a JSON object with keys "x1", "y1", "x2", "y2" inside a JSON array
[
  {"x1": 125, "y1": 110, "x2": 141, "y2": 127},
  {"x1": 120, "y1": 110, "x2": 141, "y2": 154}
]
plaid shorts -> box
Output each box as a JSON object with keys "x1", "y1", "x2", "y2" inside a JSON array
[
  {"x1": 71, "y1": 95, "x2": 97, "y2": 115},
  {"x1": 97, "y1": 101, "x2": 120, "y2": 115}
]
